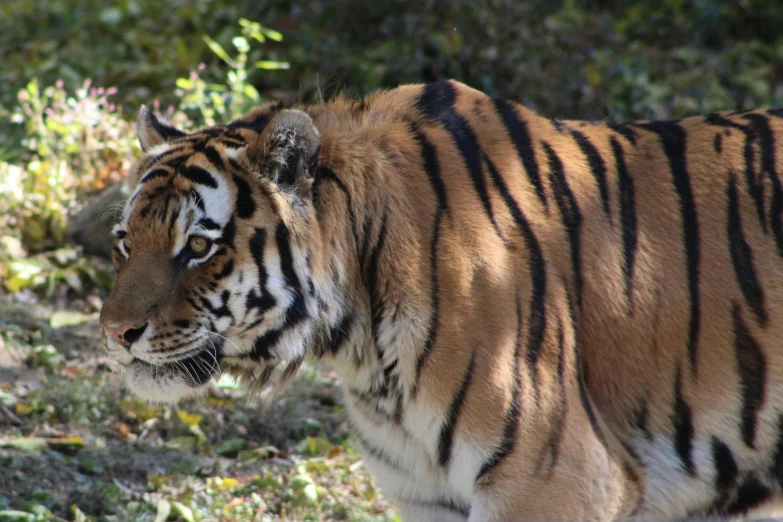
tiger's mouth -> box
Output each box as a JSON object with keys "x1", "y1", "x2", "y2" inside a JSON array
[
  {"x1": 118, "y1": 340, "x2": 225, "y2": 403},
  {"x1": 129, "y1": 343, "x2": 224, "y2": 386}
]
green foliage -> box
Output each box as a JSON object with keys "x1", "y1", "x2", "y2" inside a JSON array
[
  {"x1": 2, "y1": 79, "x2": 136, "y2": 253},
  {"x1": 175, "y1": 18, "x2": 289, "y2": 127}
]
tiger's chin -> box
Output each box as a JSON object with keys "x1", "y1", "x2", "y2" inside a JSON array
[{"x1": 120, "y1": 342, "x2": 224, "y2": 404}]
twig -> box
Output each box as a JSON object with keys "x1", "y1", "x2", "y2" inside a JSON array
[{"x1": 0, "y1": 404, "x2": 21, "y2": 426}]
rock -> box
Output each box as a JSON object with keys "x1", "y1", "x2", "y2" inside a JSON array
[{"x1": 66, "y1": 182, "x2": 130, "y2": 258}]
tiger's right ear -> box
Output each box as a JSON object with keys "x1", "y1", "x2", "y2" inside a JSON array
[{"x1": 136, "y1": 106, "x2": 188, "y2": 152}]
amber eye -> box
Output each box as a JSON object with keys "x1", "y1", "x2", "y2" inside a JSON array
[
  {"x1": 188, "y1": 236, "x2": 210, "y2": 255},
  {"x1": 122, "y1": 236, "x2": 132, "y2": 250}
]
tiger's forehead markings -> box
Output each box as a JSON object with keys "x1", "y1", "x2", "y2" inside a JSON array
[{"x1": 124, "y1": 133, "x2": 238, "y2": 234}]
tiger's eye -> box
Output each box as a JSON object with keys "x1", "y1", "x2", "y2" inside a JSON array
[
  {"x1": 188, "y1": 236, "x2": 208, "y2": 253},
  {"x1": 123, "y1": 236, "x2": 132, "y2": 249}
]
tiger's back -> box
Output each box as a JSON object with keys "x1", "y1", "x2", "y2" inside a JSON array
[{"x1": 100, "y1": 79, "x2": 783, "y2": 520}]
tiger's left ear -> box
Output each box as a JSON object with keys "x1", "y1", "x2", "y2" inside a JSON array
[
  {"x1": 136, "y1": 106, "x2": 189, "y2": 152},
  {"x1": 246, "y1": 109, "x2": 321, "y2": 186}
]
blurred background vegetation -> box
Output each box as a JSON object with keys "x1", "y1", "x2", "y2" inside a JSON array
[{"x1": 1, "y1": 0, "x2": 783, "y2": 520}]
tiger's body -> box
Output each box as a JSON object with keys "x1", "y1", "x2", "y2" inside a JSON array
[{"x1": 100, "y1": 80, "x2": 783, "y2": 521}]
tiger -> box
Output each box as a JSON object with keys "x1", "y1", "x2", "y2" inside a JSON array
[{"x1": 98, "y1": 79, "x2": 783, "y2": 521}]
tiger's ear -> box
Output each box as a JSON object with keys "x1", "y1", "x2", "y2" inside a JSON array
[
  {"x1": 246, "y1": 109, "x2": 321, "y2": 186},
  {"x1": 136, "y1": 106, "x2": 188, "y2": 152}
]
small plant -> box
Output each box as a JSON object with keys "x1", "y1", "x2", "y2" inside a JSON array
[
  {"x1": 4, "y1": 79, "x2": 137, "y2": 253},
  {"x1": 175, "y1": 18, "x2": 289, "y2": 127}
]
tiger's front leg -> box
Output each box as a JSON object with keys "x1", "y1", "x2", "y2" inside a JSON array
[{"x1": 466, "y1": 291, "x2": 644, "y2": 522}]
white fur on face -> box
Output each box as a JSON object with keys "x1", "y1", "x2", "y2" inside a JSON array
[{"x1": 124, "y1": 359, "x2": 210, "y2": 404}]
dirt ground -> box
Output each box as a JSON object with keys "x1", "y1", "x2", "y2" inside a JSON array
[{"x1": 0, "y1": 288, "x2": 395, "y2": 521}]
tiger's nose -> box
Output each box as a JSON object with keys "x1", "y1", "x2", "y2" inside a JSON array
[{"x1": 103, "y1": 323, "x2": 148, "y2": 347}]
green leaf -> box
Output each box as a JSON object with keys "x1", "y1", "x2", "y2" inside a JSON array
[
  {"x1": 232, "y1": 36, "x2": 249, "y2": 54},
  {"x1": 202, "y1": 35, "x2": 236, "y2": 68},
  {"x1": 261, "y1": 27, "x2": 284, "y2": 42},
  {"x1": 25, "y1": 344, "x2": 62, "y2": 369},
  {"x1": 164, "y1": 436, "x2": 197, "y2": 452},
  {"x1": 154, "y1": 499, "x2": 171, "y2": 522},
  {"x1": 50, "y1": 310, "x2": 97, "y2": 328},
  {"x1": 1, "y1": 437, "x2": 47, "y2": 454},
  {"x1": 71, "y1": 505, "x2": 89, "y2": 522},
  {"x1": 46, "y1": 436, "x2": 85, "y2": 455},
  {"x1": 216, "y1": 438, "x2": 248, "y2": 457},
  {"x1": 291, "y1": 483, "x2": 319, "y2": 507},
  {"x1": 238, "y1": 445, "x2": 278, "y2": 462},
  {"x1": 0, "y1": 511, "x2": 35, "y2": 521},
  {"x1": 171, "y1": 502, "x2": 194, "y2": 522},
  {"x1": 254, "y1": 60, "x2": 289, "y2": 70}
]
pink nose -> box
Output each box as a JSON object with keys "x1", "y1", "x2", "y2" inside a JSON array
[{"x1": 103, "y1": 323, "x2": 148, "y2": 347}]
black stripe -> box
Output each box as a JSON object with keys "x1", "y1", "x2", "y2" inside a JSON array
[
  {"x1": 276, "y1": 224, "x2": 302, "y2": 294},
  {"x1": 612, "y1": 137, "x2": 638, "y2": 312},
  {"x1": 544, "y1": 141, "x2": 583, "y2": 307},
  {"x1": 493, "y1": 97, "x2": 548, "y2": 209},
  {"x1": 416, "y1": 82, "x2": 506, "y2": 241},
  {"x1": 570, "y1": 129, "x2": 611, "y2": 219},
  {"x1": 250, "y1": 228, "x2": 268, "y2": 288},
  {"x1": 250, "y1": 328, "x2": 283, "y2": 361},
  {"x1": 202, "y1": 144, "x2": 225, "y2": 171},
  {"x1": 711, "y1": 437, "x2": 739, "y2": 510},
  {"x1": 411, "y1": 125, "x2": 446, "y2": 390},
  {"x1": 714, "y1": 132, "x2": 723, "y2": 153},
  {"x1": 577, "y1": 357, "x2": 603, "y2": 445},
  {"x1": 276, "y1": 223, "x2": 308, "y2": 325},
  {"x1": 169, "y1": 209, "x2": 180, "y2": 229},
  {"x1": 326, "y1": 313, "x2": 353, "y2": 356},
  {"x1": 410, "y1": 124, "x2": 449, "y2": 213},
  {"x1": 227, "y1": 113, "x2": 271, "y2": 132},
  {"x1": 607, "y1": 122, "x2": 638, "y2": 145},
  {"x1": 177, "y1": 342, "x2": 223, "y2": 386},
  {"x1": 476, "y1": 295, "x2": 524, "y2": 480},
  {"x1": 365, "y1": 211, "x2": 388, "y2": 365},
  {"x1": 198, "y1": 218, "x2": 220, "y2": 231},
  {"x1": 313, "y1": 166, "x2": 360, "y2": 252},
  {"x1": 215, "y1": 259, "x2": 234, "y2": 280},
  {"x1": 398, "y1": 496, "x2": 470, "y2": 518},
  {"x1": 743, "y1": 113, "x2": 783, "y2": 257},
  {"x1": 639, "y1": 121, "x2": 700, "y2": 371},
  {"x1": 727, "y1": 173, "x2": 767, "y2": 326},
  {"x1": 732, "y1": 303, "x2": 766, "y2": 449},
  {"x1": 726, "y1": 475, "x2": 772, "y2": 514},
  {"x1": 354, "y1": 432, "x2": 406, "y2": 473},
  {"x1": 539, "y1": 318, "x2": 568, "y2": 472},
  {"x1": 635, "y1": 401, "x2": 651, "y2": 439},
  {"x1": 706, "y1": 113, "x2": 767, "y2": 234},
  {"x1": 484, "y1": 155, "x2": 547, "y2": 393},
  {"x1": 145, "y1": 113, "x2": 187, "y2": 143},
  {"x1": 416, "y1": 80, "x2": 456, "y2": 120},
  {"x1": 246, "y1": 228, "x2": 275, "y2": 312},
  {"x1": 771, "y1": 415, "x2": 783, "y2": 488},
  {"x1": 438, "y1": 351, "x2": 476, "y2": 467},
  {"x1": 672, "y1": 367, "x2": 696, "y2": 475},
  {"x1": 191, "y1": 190, "x2": 206, "y2": 212},
  {"x1": 140, "y1": 168, "x2": 169, "y2": 184},
  {"x1": 178, "y1": 165, "x2": 218, "y2": 188},
  {"x1": 220, "y1": 218, "x2": 236, "y2": 249},
  {"x1": 232, "y1": 174, "x2": 256, "y2": 219}
]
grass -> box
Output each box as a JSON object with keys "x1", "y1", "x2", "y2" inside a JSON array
[{"x1": 0, "y1": 288, "x2": 397, "y2": 521}]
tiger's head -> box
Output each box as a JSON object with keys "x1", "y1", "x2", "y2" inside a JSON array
[{"x1": 99, "y1": 104, "x2": 330, "y2": 403}]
